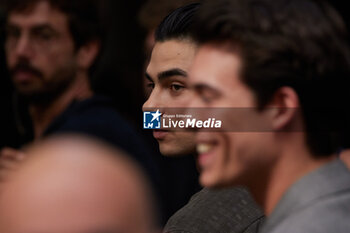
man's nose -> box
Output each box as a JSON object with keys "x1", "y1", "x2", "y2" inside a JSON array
[
  {"x1": 184, "y1": 91, "x2": 204, "y2": 120},
  {"x1": 142, "y1": 90, "x2": 162, "y2": 112},
  {"x1": 14, "y1": 35, "x2": 34, "y2": 59},
  {"x1": 186, "y1": 91, "x2": 202, "y2": 108}
]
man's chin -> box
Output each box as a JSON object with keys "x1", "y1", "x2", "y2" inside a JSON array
[
  {"x1": 199, "y1": 172, "x2": 230, "y2": 189},
  {"x1": 159, "y1": 148, "x2": 185, "y2": 157},
  {"x1": 16, "y1": 89, "x2": 56, "y2": 105},
  {"x1": 158, "y1": 143, "x2": 196, "y2": 157}
]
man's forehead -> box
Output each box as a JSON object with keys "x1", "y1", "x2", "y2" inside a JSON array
[
  {"x1": 8, "y1": 1, "x2": 67, "y2": 27},
  {"x1": 189, "y1": 43, "x2": 242, "y2": 87},
  {"x1": 147, "y1": 40, "x2": 196, "y2": 76},
  {"x1": 153, "y1": 40, "x2": 196, "y2": 56}
]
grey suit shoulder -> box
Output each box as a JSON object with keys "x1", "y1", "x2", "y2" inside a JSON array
[
  {"x1": 262, "y1": 159, "x2": 350, "y2": 233},
  {"x1": 164, "y1": 187, "x2": 264, "y2": 233}
]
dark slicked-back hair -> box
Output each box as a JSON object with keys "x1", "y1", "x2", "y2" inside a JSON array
[
  {"x1": 4, "y1": 0, "x2": 102, "y2": 49},
  {"x1": 155, "y1": 2, "x2": 200, "y2": 42},
  {"x1": 192, "y1": 0, "x2": 350, "y2": 157}
]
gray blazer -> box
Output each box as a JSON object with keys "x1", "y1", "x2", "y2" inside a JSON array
[
  {"x1": 164, "y1": 187, "x2": 264, "y2": 233},
  {"x1": 262, "y1": 159, "x2": 350, "y2": 233}
]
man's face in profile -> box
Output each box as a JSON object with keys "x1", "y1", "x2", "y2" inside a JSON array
[
  {"x1": 5, "y1": 1, "x2": 77, "y2": 101},
  {"x1": 143, "y1": 39, "x2": 197, "y2": 156},
  {"x1": 188, "y1": 43, "x2": 275, "y2": 188}
]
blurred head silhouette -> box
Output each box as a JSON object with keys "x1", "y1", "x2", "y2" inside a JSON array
[{"x1": 0, "y1": 135, "x2": 159, "y2": 233}]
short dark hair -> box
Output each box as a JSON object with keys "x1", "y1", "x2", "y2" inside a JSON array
[
  {"x1": 138, "y1": 0, "x2": 199, "y2": 31},
  {"x1": 4, "y1": 0, "x2": 101, "y2": 48},
  {"x1": 155, "y1": 2, "x2": 200, "y2": 42},
  {"x1": 192, "y1": 0, "x2": 350, "y2": 156}
]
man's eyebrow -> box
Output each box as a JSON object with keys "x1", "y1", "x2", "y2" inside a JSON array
[
  {"x1": 6, "y1": 22, "x2": 16, "y2": 28},
  {"x1": 193, "y1": 83, "x2": 220, "y2": 96},
  {"x1": 158, "y1": 68, "x2": 187, "y2": 81},
  {"x1": 145, "y1": 72, "x2": 153, "y2": 82},
  {"x1": 31, "y1": 24, "x2": 57, "y2": 32},
  {"x1": 5, "y1": 23, "x2": 19, "y2": 31},
  {"x1": 5, "y1": 23, "x2": 57, "y2": 34}
]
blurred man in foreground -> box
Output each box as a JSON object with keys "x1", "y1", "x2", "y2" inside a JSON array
[
  {"x1": 188, "y1": 0, "x2": 350, "y2": 232},
  {"x1": 0, "y1": 135, "x2": 159, "y2": 233},
  {"x1": 143, "y1": 4, "x2": 263, "y2": 232}
]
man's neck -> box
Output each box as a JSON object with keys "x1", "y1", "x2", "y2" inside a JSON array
[
  {"x1": 29, "y1": 74, "x2": 93, "y2": 140},
  {"x1": 249, "y1": 133, "x2": 336, "y2": 216}
]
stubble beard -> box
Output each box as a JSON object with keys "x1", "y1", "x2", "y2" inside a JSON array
[{"x1": 16, "y1": 62, "x2": 78, "y2": 106}]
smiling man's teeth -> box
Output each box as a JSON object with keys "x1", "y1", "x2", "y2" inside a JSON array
[{"x1": 197, "y1": 143, "x2": 213, "y2": 154}]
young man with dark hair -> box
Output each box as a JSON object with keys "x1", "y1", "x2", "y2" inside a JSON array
[
  {"x1": 0, "y1": 0, "x2": 157, "y2": 190},
  {"x1": 188, "y1": 0, "x2": 350, "y2": 232},
  {"x1": 143, "y1": 3, "x2": 264, "y2": 232}
]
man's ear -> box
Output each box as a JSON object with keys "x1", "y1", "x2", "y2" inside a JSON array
[
  {"x1": 76, "y1": 40, "x2": 100, "y2": 70},
  {"x1": 266, "y1": 87, "x2": 301, "y2": 131}
]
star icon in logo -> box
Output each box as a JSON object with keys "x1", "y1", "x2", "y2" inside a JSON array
[{"x1": 151, "y1": 110, "x2": 162, "y2": 122}]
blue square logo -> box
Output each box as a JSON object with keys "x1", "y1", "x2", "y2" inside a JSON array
[{"x1": 143, "y1": 110, "x2": 161, "y2": 129}]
